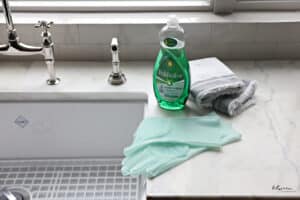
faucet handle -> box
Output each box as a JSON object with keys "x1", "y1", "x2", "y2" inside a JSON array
[{"x1": 35, "y1": 20, "x2": 53, "y2": 32}]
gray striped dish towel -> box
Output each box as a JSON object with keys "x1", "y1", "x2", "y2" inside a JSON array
[{"x1": 190, "y1": 57, "x2": 257, "y2": 117}]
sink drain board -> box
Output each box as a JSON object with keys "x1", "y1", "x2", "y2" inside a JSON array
[{"x1": 0, "y1": 159, "x2": 144, "y2": 200}]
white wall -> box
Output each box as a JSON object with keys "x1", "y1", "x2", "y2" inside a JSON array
[{"x1": 1, "y1": 13, "x2": 300, "y2": 61}]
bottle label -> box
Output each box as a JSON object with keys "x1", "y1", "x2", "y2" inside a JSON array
[{"x1": 156, "y1": 57, "x2": 185, "y2": 102}]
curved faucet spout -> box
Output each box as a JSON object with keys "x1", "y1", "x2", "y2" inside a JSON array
[
  {"x1": 0, "y1": 44, "x2": 9, "y2": 51},
  {"x1": 0, "y1": 0, "x2": 60, "y2": 85},
  {"x1": 2, "y1": 41, "x2": 43, "y2": 56},
  {"x1": 1, "y1": 0, "x2": 43, "y2": 56},
  {"x1": 2, "y1": 0, "x2": 15, "y2": 31},
  {"x1": 9, "y1": 40, "x2": 43, "y2": 54},
  {"x1": 9, "y1": 41, "x2": 43, "y2": 52}
]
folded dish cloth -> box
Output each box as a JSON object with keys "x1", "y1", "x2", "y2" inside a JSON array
[
  {"x1": 213, "y1": 80, "x2": 257, "y2": 116},
  {"x1": 190, "y1": 57, "x2": 257, "y2": 116},
  {"x1": 122, "y1": 113, "x2": 241, "y2": 178}
]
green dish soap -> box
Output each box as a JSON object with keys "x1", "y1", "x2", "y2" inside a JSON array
[{"x1": 153, "y1": 15, "x2": 190, "y2": 110}]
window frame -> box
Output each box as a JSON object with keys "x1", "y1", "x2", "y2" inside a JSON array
[
  {"x1": 236, "y1": 0, "x2": 300, "y2": 11},
  {"x1": 214, "y1": 0, "x2": 300, "y2": 13},
  {"x1": 4, "y1": 0, "x2": 213, "y2": 12},
  {"x1": 3, "y1": 0, "x2": 300, "y2": 13}
]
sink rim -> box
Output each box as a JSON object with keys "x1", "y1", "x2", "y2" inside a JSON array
[{"x1": 0, "y1": 92, "x2": 148, "y2": 103}]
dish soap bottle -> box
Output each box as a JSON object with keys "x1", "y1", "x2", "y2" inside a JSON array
[{"x1": 153, "y1": 15, "x2": 190, "y2": 110}]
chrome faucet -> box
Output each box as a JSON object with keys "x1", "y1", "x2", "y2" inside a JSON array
[
  {"x1": 0, "y1": 187, "x2": 31, "y2": 200},
  {"x1": 0, "y1": 189, "x2": 17, "y2": 200},
  {"x1": 108, "y1": 37, "x2": 126, "y2": 85},
  {"x1": 0, "y1": 0, "x2": 60, "y2": 85}
]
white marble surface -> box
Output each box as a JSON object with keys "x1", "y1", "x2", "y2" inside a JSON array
[{"x1": 0, "y1": 60, "x2": 299, "y2": 198}]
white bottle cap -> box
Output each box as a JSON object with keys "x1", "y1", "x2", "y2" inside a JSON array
[{"x1": 167, "y1": 14, "x2": 179, "y2": 27}]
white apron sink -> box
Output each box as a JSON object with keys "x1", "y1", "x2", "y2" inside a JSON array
[{"x1": 0, "y1": 92, "x2": 148, "y2": 200}]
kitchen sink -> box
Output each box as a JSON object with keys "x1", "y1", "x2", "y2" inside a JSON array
[{"x1": 0, "y1": 92, "x2": 148, "y2": 200}]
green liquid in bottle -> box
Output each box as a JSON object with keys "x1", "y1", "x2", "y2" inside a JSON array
[{"x1": 153, "y1": 45, "x2": 190, "y2": 110}]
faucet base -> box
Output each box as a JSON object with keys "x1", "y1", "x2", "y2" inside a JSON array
[
  {"x1": 108, "y1": 72, "x2": 126, "y2": 85},
  {"x1": 47, "y1": 77, "x2": 60, "y2": 85}
]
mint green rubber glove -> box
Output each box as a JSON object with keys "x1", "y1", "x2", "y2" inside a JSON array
[
  {"x1": 122, "y1": 115, "x2": 241, "y2": 178},
  {"x1": 144, "y1": 122, "x2": 241, "y2": 178},
  {"x1": 124, "y1": 115, "x2": 225, "y2": 156}
]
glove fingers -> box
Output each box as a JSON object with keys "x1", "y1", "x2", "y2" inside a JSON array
[
  {"x1": 146, "y1": 146, "x2": 207, "y2": 178},
  {"x1": 145, "y1": 144, "x2": 190, "y2": 178},
  {"x1": 219, "y1": 121, "x2": 241, "y2": 145},
  {"x1": 122, "y1": 147, "x2": 150, "y2": 176},
  {"x1": 124, "y1": 140, "x2": 213, "y2": 157},
  {"x1": 167, "y1": 116, "x2": 228, "y2": 148},
  {"x1": 129, "y1": 154, "x2": 157, "y2": 176},
  {"x1": 124, "y1": 144, "x2": 189, "y2": 177}
]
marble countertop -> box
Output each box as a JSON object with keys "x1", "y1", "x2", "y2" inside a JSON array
[{"x1": 0, "y1": 60, "x2": 299, "y2": 198}]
